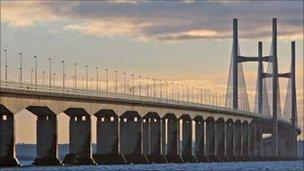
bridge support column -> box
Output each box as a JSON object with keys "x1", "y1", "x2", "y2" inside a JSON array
[
  {"x1": 193, "y1": 116, "x2": 207, "y2": 162},
  {"x1": 179, "y1": 115, "x2": 196, "y2": 162},
  {"x1": 278, "y1": 126, "x2": 289, "y2": 160},
  {"x1": 225, "y1": 119, "x2": 235, "y2": 161},
  {"x1": 206, "y1": 117, "x2": 217, "y2": 161},
  {"x1": 26, "y1": 106, "x2": 60, "y2": 166},
  {"x1": 93, "y1": 110, "x2": 124, "y2": 164},
  {"x1": 120, "y1": 111, "x2": 148, "y2": 164},
  {"x1": 242, "y1": 121, "x2": 250, "y2": 161},
  {"x1": 162, "y1": 114, "x2": 183, "y2": 163},
  {"x1": 143, "y1": 112, "x2": 166, "y2": 163},
  {"x1": 234, "y1": 120, "x2": 242, "y2": 161},
  {"x1": 250, "y1": 121, "x2": 262, "y2": 161},
  {"x1": 0, "y1": 105, "x2": 19, "y2": 167},
  {"x1": 216, "y1": 118, "x2": 225, "y2": 161},
  {"x1": 63, "y1": 108, "x2": 95, "y2": 165}
]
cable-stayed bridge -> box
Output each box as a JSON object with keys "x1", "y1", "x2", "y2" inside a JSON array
[{"x1": 0, "y1": 18, "x2": 300, "y2": 167}]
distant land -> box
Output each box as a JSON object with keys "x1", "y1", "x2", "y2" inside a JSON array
[{"x1": 15, "y1": 141, "x2": 304, "y2": 162}]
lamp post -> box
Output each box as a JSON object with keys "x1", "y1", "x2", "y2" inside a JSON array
[
  {"x1": 53, "y1": 73, "x2": 56, "y2": 86},
  {"x1": 186, "y1": 85, "x2": 189, "y2": 102},
  {"x1": 85, "y1": 65, "x2": 88, "y2": 90},
  {"x1": 4, "y1": 49, "x2": 8, "y2": 81},
  {"x1": 30, "y1": 69, "x2": 34, "y2": 83},
  {"x1": 73, "y1": 63, "x2": 77, "y2": 90},
  {"x1": 61, "y1": 60, "x2": 65, "y2": 89},
  {"x1": 95, "y1": 67, "x2": 99, "y2": 91},
  {"x1": 19, "y1": 52, "x2": 22, "y2": 82},
  {"x1": 115, "y1": 71, "x2": 118, "y2": 93},
  {"x1": 160, "y1": 79, "x2": 162, "y2": 99},
  {"x1": 153, "y1": 78, "x2": 156, "y2": 98},
  {"x1": 146, "y1": 77, "x2": 149, "y2": 97},
  {"x1": 171, "y1": 81, "x2": 174, "y2": 100},
  {"x1": 131, "y1": 74, "x2": 134, "y2": 95},
  {"x1": 34, "y1": 56, "x2": 37, "y2": 84},
  {"x1": 123, "y1": 72, "x2": 126, "y2": 94},
  {"x1": 48, "y1": 58, "x2": 52, "y2": 86},
  {"x1": 42, "y1": 71, "x2": 45, "y2": 85},
  {"x1": 105, "y1": 69, "x2": 108, "y2": 92},
  {"x1": 177, "y1": 83, "x2": 179, "y2": 101},
  {"x1": 139, "y1": 75, "x2": 142, "y2": 96}
]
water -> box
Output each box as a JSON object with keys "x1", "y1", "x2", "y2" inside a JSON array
[{"x1": 1, "y1": 161, "x2": 303, "y2": 171}]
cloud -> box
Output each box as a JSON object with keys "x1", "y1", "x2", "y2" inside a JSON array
[{"x1": 1, "y1": 1, "x2": 303, "y2": 41}]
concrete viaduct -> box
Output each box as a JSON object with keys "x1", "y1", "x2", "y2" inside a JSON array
[
  {"x1": 0, "y1": 80, "x2": 300, "y2": 166},
  {"x1": 0, "y1": 18, "x2": 301, "y2": 167}
]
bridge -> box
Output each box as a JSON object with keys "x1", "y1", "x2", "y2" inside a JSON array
[{"x1": 0, "y1": 18, "x2": 300, "y2": 166}]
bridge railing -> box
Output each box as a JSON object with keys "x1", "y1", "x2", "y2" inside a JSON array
[{"x1": 0, "y1": 80, "x2": 292, "y2": 123}]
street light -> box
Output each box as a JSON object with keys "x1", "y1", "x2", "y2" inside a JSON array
[
  {"x1": 34, "y1": 56, "x2": 37, "y2": 84},
  {"x1": 48, "y1": 58, "x2": 52, "y2": 86},
  {"x1": 131, "y1": 74, "x2": 134, "y2": 95},
  {"x1": 153, "y1": 78, "x2": 156, "y2": 98},
  {"x1": 53, "y1": 72, "x2": 56, "y2": 86},
  {"x1": 61, "y1": 60, "x2": 65, "y2": 89},
  {"x1": 4, "y1": 49, "x2": 8, "y2": 81},
  {"x1": 95, "y1": 67, "x2": 99, "y2": 91},
  {"x1": 115, "y1": 71, "x2": 118, "y2": 93},
  {"x1": 85, "y1": 65, "x2": 88, "y2": 90},
  {"x1": 139, "y1": 75, "x2": 142, "y2": 96},
  {"x1": 123, "y1": 72, "x2": 126, "y2": 94},
  {"x1": 146, "y1": 77, "x2": 149, "y2": 97},
  {"x1": 42, "y1": 71, "x2": 45, "y2": 85},
  {"x1": 73, "y1": 63, "x2": 77, "y2": 90},
  {"x1": 19, "y1": 52, "x2": 22, "y2": 82},
  {"x1": 30, "y1": 69, "x2": 34, "y2": 83},
  {"x1": 105, "y1": 69, "x2": 108, "y2": 92}
]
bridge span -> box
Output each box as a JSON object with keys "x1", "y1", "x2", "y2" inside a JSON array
[{"x1": 0, "y1": 18, "x2": 301, "y2": 166}]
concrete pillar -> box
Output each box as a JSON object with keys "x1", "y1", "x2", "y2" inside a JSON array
[
  {"x1": 0, "y1": 105, "x2": 19, "y2": 167},
  {"x1": 142, "y1": 112, "x2": 165, "y2": 163},
  {"x1": 162, "y1": 113, "x2": 183, "y2": 163},
  {"x1": 179, "y1": 115, "x2": 196, "y2": 162},
  {"x1": 63, "y1": 108, "x2": 95, "y2": 165},
  {"x1": 119, "y1": 111, "x2": 148, "y2": 164},
  {"x1": 206, "y1": 117, "x2": 217, "y2": 161},
  {"x1": 278, "y1": 126, "x2": 289, "y2": 160},
  {"x1": 250, "y1": 120, "x2": 262, "y2": 160},
  {"x1": 26, "y1": 106, "x2": 60, "y2": 166},
  {"x1": 225, "y1": 119, "x2": 235, "y2": 161},
  {"x1": 234, "y1": 120, "x2": 242, "y2": 160},
  {"x1": 93, "y1": 110, "x2": 124, "y2": 164},
  {"x1": 193, "y1": 116, "x2": 207, "y2": 162},
  {"x1": 242, "y1": 121, "x2": 250, "y2": 160},
  {"x1": 216, "y1": 118, "x2": 225, "y2": 161}
]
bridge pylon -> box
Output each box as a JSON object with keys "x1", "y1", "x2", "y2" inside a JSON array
[{"x1": 230, "y1": 18, "x2": 298, "y2": 159}]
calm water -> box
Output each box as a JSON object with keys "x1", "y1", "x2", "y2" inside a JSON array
[{"x1": 1, "y1": 161, "x2": 304, "y2": 171}]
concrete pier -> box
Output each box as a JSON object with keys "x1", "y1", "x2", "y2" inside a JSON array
[
  {"x1": 225, "y1": 119, "x2": 235, "y2": 161},
  {"x1": 162, "y1": 113, "x2": 183, "y2": 163},
  {"x1": 278, "y1": 126, "x2": 289, "y2": 160},
  {"x1": 193, "y1": 116, "x2": 208, "y2": 162},
  {"x1": 234, "y1": 120, "x2": 242, "y2": 160},
  {"x1": 242, "y1": 121, "x2": 250, "y2": 160},
  {"x1": 120, "y1": 111, "x2": 148, "y2": 164},
  {"x1": 0, "y1": 105, "x2": 19, "y2": 167},
  {"x1": 216, "y1": 118, "x2": 225, "y2": 161},
  {"x1": 26, "y1": 106, "x2": 60, "y2": 166},
  {"x1": 179, "y1": 115, "x2": 196, "y2": 162},
  {"x1": 93, "y1": 110, "x2": 124, "y2": 164},
  {"x1": 143, "y1": 112, "x2": 166, "y2": 163},
  {"x1": 206, "y1": 117, "x2": 217, "y2": 161},
  {"x1": 63, "y1": 108, "x2": 95, "y2": 165}
]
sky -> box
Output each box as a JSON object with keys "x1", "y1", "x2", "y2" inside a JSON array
[{"x1": 0, "y1": 1, "x2": 303, "y2": 143}]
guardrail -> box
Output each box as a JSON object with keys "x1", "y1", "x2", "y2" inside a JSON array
[{"x1": 0, "y1": 80, "x2": 291, "y2": 123}]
